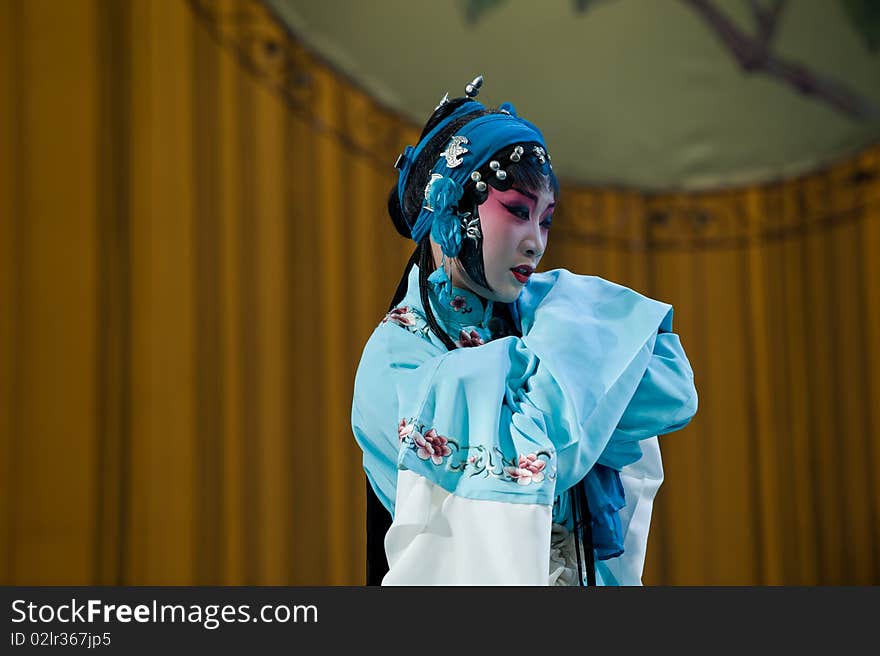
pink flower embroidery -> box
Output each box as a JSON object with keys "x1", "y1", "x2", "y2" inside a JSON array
[
  {"x1": 456, "y1": 329, "x2": 484, "y2": 348},
  {"x1": 450, "y1": 295, "x2": 468, "y2": 312},
  {"x1": 414, "y1": 428, "x2": 452, "y2": 465},
  {"x1": 383, "y1": 306, "x2": 417, "y2": 327},
  {"x1": 398, "y1": 418, "x2": 415, "y2": 442},
  {"x1": 504, "y1": 453, "x2": 546, "y2": 485}
]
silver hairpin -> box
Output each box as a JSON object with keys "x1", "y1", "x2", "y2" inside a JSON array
[
  {"x1": 440, "y1": 135, "x2": 469, "y2": 168},
  {"x1": 434, "y1": 92, "x2": 450, "y2": 111},
  {"x1": 489, "y1": 159, "x2": 507, "y2": 181},
  {"x1": 423, "y1": 173, "x2": 443, "y2": 211},
  {"x1": 510, "y1": 145, "x2": 523, "y2": 163},
  {"x1": 532, "y1": 146, "x2": 546, "y2": 165},
  {"x1": 470, "y1": 170, "x2": 488, "y2": 194},
  {"x1": 461, "y1": 213, "x2": 482, "y2": 241},
  {"x1": 465, "y1": 75, "x2": 483, "y2": 98}
]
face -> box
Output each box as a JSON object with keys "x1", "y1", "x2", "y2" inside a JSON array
[{"x1": 454, "y1": 184, "x2": 555, "y2": 303}]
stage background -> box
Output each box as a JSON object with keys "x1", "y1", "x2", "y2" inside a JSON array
[{"x1": 1, "y1": 0, "x2": 878, "y2": 585}]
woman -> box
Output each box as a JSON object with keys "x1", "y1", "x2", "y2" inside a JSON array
[{"x1": 352, "y1": 76, "x2": 698, "y2": 585}]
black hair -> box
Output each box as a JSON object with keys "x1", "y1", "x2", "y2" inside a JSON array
[{"x1": 387, "y1": 97, "x2": 559, "y2": 351}]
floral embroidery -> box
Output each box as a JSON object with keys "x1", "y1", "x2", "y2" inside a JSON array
[
  {"x1": 381, "y1": 305, "x2": 432, "y2": 340},
  {"x1": 398, "y1": 418, "x2": 415, "y2": 442},
  {"x1": 504, "y1": 453, "x2": 547, "y2": 486},
  {"x1": 449, "y1": 295, "x2": 473, "y2": 314},
  {"x1": 382, "y1": 306, "x2": 417, "y2": 327},
  {"x1": 398, "y1": 418, "x2": 555, "y2": 486},
  {"x1": 415, "y1": 428, "x2": 452, "y2": 465},
  {"x1": 456, "y1": 329, "x2": 484, "y2": 348},
  {"x1": 399, "y1": 419, "x2": 452, "y2": 465}
]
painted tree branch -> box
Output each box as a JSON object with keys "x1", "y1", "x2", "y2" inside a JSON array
[
  {"x1": 744, "y1": 0, "x2": 786, "y2": 45},
  {"x1": 681, "y1": 0, "x2": 880, "y2": 121}
]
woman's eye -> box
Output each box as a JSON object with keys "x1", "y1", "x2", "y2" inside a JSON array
[
  {"x1": 502, "y1": 203, "x2": 530, "y2": 220},
  {"x1": 541, "y1": 218, "x2": 553, "y2": 229}
]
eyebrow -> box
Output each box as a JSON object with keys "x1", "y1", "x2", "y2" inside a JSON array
[
  {"x1": 511, "y1": 187, "x2": 556, "y2": 210},
  {"x1": 511, "y1": 187, "x2": 536, "y2": 202}
]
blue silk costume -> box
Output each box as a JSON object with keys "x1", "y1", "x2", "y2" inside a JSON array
[
  {"x1": 352, "y1": 85, "x2": 697, "y2": 585},
  {"x1": 352, "y1": 263, "x2": 697, "y2": 585}
]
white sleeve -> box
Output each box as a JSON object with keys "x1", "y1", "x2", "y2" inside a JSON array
[
  {"x1": 597, "y1": 436, "x2": 664, "y2": 586},
  {"x1": 384, "y1": 440, "x2": 664, "y2": 587},
  {"x1": 382, "y1": 470, "x2": 552, "y2": 586}
]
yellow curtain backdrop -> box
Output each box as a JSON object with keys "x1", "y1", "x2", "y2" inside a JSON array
[{"x1": 1, "y1": 0, "x2": 877, "y2": 585}]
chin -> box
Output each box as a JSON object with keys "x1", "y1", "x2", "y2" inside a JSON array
[
  {"x1": 488, "y1": 283, "x2": 522, "y2": 304},
  {"x1": 462, "y1": 272, "x2": 522, "y2": 304},
  {"x1": 501, "y1": 291, "x2": 522, "y2": 303}
]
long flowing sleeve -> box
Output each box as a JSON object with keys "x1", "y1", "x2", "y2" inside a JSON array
[
  {"x1": 351, "y1": 268, "x2": 697, "y2": 585},
  {"x1": 598, "y1": 324, "x2": 698, "y2": 471}
]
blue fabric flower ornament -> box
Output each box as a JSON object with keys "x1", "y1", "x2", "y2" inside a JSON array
[
  {"x1": 426, "y1": 176, "x2": 464, "y2": 258},
  {"x1": 427, "y1": 261, "x2": 454, "y2": 307}
]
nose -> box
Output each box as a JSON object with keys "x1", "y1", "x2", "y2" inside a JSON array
[{"x1": 521, "y1": 221, "x2": 546, "y2": 260}]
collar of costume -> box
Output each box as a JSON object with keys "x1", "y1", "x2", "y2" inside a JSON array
[
  {"x1": 396, "y1": 101, "x2": 548, "y2": 245},
  {"x1": 402, "y1": 264, "x2": 494, "y2": 342},
  {"x1": 430, "y1": 276, "x2": 494, "y2": 336}
]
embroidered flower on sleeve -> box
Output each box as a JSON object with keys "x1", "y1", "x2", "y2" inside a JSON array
[
  {"x1": 382, "y1": 306, "x2": 417, "y2": 327},
  {"x1": 380, "y1": 305, "x2": 432, "y2": 341},
  {"x1": 398, "y1": 418, "x2": 415, "y2": 443},
  {"x1": 456, "y1": 329, "x2": 485, "y2": 348},
  {"x1": 414, "y1": 428, "x2": 453, "y2": 465},
  {"x1": 401, "y1": 420, "x2": 555, "y2": 487},
  {"x1": 504, "y1": 453, "x2": 547, "y2": 485}
]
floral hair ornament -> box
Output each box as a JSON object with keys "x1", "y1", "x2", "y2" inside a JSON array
[
  {"x1": 425, "y1": 175, "x2": 464, "y2": 258},
  {"x1": 424, "y1": 173, "x2": 463, "y2": 306},
  {"x1": 427, "y1": 255, "x2": 455, "y2": 306}
]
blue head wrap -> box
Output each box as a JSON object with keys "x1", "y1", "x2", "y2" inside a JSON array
[{"x1": 395, "y1": 100, "x2": 550, "y2": 256}]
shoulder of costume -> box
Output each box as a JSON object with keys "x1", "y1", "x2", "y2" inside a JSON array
[
  {"x1": 377, "y1": 303, "x2": 434, "y2": 342},
  {"x1": 379, "y1": 263, "x2": 453, "y2": 343},
  {"x1": 519, "y1": 268, "x2": 674, "y2": 333}
]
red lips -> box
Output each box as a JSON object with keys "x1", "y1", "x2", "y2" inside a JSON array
[{"x1": 510, "y1": 264, "x2": 534, "y2": 284}]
